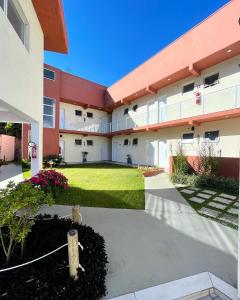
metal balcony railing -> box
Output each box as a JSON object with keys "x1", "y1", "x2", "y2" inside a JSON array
[
  {"x1": 111, "y1": 84, "x2": 240, "y2": 131},
  {"x1": 60, "y1": 121, "x2": 111, "y2": 133}
]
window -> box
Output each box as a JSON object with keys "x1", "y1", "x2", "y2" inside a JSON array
[
  {"x1": 182, "y1": 132, "x2": 194, "y2": 144},
  {"x1": 133, "y1": 104, "x2": 138, "y2": 112},
  {"x1": 132, "y1": 138, "x2": 138, "y2": 146},
  {"x1": 87, "y1": 112, "x2": 93, "y2": 118},
  {"x1": 182, "y1": 83, "x2": 194, "y2": 94},
  {"x1": 1, "y1": 0, "x2": 27, "y2": 45},
  {"x1": 44, "y1": 68, "x2": 55, "y2": 80},
  {"x1": 204, "y1": 130, "x2": 219, "y2": 142},
  {"x1": 124, "y1": 139, "x2": 129, "y2": 146},
  {"x1": 43, "y1": 97, "x2": 55, "y2": 128},
  {"x1": 75, "y1": 139, "x2": 82, "y2": 146},
  {"x1": 124, "y1": 108, "x2": 129, "y2": 115},
  {"x1": 204, "y1": 73, "x2": 219, "y2": 88},
  {"x1": 87, "y1": 140, "x2": 93, "y2": 146},
  {"x1": 75, "y1": 110, "x2": 82, "y2": 116}
]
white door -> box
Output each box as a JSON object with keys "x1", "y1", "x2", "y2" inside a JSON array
[
  {"x1": 60, "y1": 108, "x2": 65, "y2": 129},
  {"x1": 146, "y1": 140, "x2": 158, "y2": 166},
  {"x1": 147, "y1": 101, "x2": 158, "y2": 125},
  {"x1": 101, "y1": 143, "x2": 108, "y2": 161},
  {"x1": 158, "y1": 140, "x2": 168, "y2": 169},
  {"x1": 112, "y1": 141, "x2": 118, "y2": 161},
  {"x1": 159, "y1": 96, "x2": 167, "y2": 122},
  {"x1": 59, "y1": 140, "x2": 65, "y2": 159}
]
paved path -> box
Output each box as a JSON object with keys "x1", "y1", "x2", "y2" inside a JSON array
[
  {"x1": 0, "y1": 163, "x2": 23, "y2": 188},
  {"x1": 39, "y1": 173, "x2": 237, "y2": 299}
]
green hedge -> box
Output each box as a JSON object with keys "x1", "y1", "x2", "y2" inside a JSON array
[{"x1": 171, "y1": 173, "x2": 239, "y2": 195}]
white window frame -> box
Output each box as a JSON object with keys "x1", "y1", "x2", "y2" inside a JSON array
[
  {"x1": 44, "y1": 67, "x2": 56, "y2": 81},
  {"x1": 203, "y1": 129, "x2": 220, "y2": 143},
  {"x1": 43, "y1": 97, "x2": 56, "y2": 128},
  {"x1": 181, "y1": 132, "x2": 194, "y2": 144},
  {"x1": 1, "y1": 0, "x2": 29, "y2": 49}
]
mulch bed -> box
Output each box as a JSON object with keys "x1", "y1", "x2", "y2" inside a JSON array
[
  {"x1": 0, "y1": 216, "x2": 108, "y2": 299},
  {"x1": 143, "y1": 170, "x2": 163, "y2": 177}
]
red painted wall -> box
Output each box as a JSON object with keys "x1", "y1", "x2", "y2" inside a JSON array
[
  {"x1": 169, "y1": 155, "x2": 239, "y2": 179},
  {"x1": 22, "y1": 124, "x2": 30, "y2": 159}
]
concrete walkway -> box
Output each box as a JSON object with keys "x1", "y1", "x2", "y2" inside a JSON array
[
  {"x1": 38, "y1": 173, "x2": 237, "y2": 299},
  {"x1": 0, "y1": 163, "x2": 23, "y2": 188}
]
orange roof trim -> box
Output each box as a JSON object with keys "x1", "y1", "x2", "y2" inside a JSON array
[{"x1": 33, "y1": 0, "x2": 68, "y2": 53}]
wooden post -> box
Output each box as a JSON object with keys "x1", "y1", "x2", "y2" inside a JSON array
[
  {"x1": 67, "y1": 229, "x2": 79, "y2": 280},
  {"x1": 72, "y1": 205, "x2": 81, "y2": 224}
]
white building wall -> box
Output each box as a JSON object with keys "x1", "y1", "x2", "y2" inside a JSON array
[
  {"x1": 60, "y1": 102, "x2": 110, "y2": 132},
  {"x1": 112, "y1": 118, "x2": 240, "y2": 168},
  {"x1": 112, "y1": 55, "x2": 240, "y2": 130},
  {"x1": 0, "y1": 0, "x2": 44, "y2": 173},
  {"x1": 60, "y1": 133, "x2": 111, "y2": 164}
]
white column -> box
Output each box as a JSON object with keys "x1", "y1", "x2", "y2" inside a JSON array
[
  {"x1": 31, "y1": 122, "x2": 43, "y2": 176},
  {"x1": 238, "y1": 156, "x2": 240, "y2": 300}
]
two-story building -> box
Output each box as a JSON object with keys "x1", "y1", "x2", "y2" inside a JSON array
[
  {"x1": 23, "y1": 0, "x2": 240, "y2": 178},
  {"x1": 0, "y1": 0, "x2": 68, "y2": 175}
]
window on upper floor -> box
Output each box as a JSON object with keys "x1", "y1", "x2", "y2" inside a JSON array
[
  {"x1": 124, "y1": 108, "x2": 129, "y2": 115},
  {"x1": 1, "y1": 0, "x2": 27, "y2": 47},
  {"x1": 75, "y1": 139, "x2": 82, "y2": 146},
  {"x1": 204, "y1": 130, "x2": 219, "y2": 143},
  {"x1": 43, "y1": 97, "x2": 55, "y2": 128},
  {"x1": 44, "y1": 68, "x2": 56, "y2": 80},
  {"x1": 182, "y1": 82, "x2": 194, "y2": 94},
  {"x1": 124, "y1": 139, "x2": 129, "y2": 146},
  {"x1": 87, "y1": 140, "x2": 93, "y2": 146},
  {"x1": 182, "y1": 132, "x2": 194, "y2": 144},
  {"x1": 204, "y1": 73, "x2": 219, "y2": 88},
  {"x1": 132, "y1": 138, "x2": 138, "y2": 146},
  {"x1": 133, "y1": 104, "x2": 138, "y2": 112},
  {"x1": 87, "y1": 112, "x2": 93, "y2": 118},
  {"x1": 75, "y1": 110, "x2": 82, "y2": 116}
]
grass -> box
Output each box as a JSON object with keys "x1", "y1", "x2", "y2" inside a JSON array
[
  {"x1": 177, "y1": 185, "x2": 238, "y2": 229},
  {"x1": 53, "y1": 163, "x2": 145, "y2": 209},
  {"x1": 22, "y1": 168, "x2": 31, "y2": 180}
]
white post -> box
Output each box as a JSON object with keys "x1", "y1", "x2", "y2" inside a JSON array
[
  {"x1": 72, "y1": 206, "x2": 81, "y2": 224},
  {"x1": 31, "y1": 122, "x2": 42, "y2": 176}
]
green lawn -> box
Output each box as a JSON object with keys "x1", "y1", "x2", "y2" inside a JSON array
[{"x1": 54, "y1": 163, "x2": 145, "y2": 209}]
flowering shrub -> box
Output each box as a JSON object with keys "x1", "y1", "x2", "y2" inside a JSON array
[{"x1": 29, "y1": 170, "x2": 68, "y2": 197}]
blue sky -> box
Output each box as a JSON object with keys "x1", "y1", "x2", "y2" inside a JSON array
[{"x1": 44, "y1": 0, "x2": 229, "y2": 87}]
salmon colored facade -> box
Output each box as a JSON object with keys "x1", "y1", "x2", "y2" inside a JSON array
[{"x1": 22, "y1": 0, "x2": 240, "y2": 177}]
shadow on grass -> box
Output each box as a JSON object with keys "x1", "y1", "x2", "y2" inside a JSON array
[
  {"x1": 56, "y1": 163, "x2": 136, "y2": 170},
  {"x1": 56, "y1": 187, "x2": 145, "y2": 210}
]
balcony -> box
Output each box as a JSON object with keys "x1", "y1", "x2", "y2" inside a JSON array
[
  {"x1": 60, "y1": 120, "x2": 111, "y2": 134},
  {"x1": 112, "y1": 84, "x2": 240, "y2": 132}
]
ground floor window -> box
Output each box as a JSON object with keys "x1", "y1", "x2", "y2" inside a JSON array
[
  {"x1": 132, "y1": 138, "x2": 138, "y2": 145},
  {"x1": 87, "y1": 140, "x2": 93, "y2": 146},
  {"x1": 75, "y1": 139, "x2": 82, "y2": 145},
  {"x1": 124, "y1": 139, "x2": 129, "y2": 146}
]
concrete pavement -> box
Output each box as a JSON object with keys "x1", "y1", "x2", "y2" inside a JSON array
[
  {"x1": 38, "y1": 173, "x2": 237, "y2": 299},
  {"x1": 0, "y1": 163, "x2": 23, "y2": 188}
]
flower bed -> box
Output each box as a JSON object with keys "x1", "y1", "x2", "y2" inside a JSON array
[
  {"x1": 28, "y1": 170, "x2": 68, "y2": 197},
  {"x1": 0, "y1": 217, "x2": 108, "y2": 299}
]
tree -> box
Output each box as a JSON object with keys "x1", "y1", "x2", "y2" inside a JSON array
[{"x1": 0, "y1": 181, "x2": 53, "y2": 264}]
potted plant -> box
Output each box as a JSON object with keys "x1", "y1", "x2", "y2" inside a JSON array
[{"x1": 82, "y1": 151, "x2": 88, "y2": 163}]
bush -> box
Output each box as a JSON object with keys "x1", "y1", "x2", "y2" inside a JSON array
[
  {"x1": 171, "y1": 173, "x2": 239, "y2": 195},
  {"x1": 0, "y1": 217, "x2": 108, "y2": 299},
  {"x1": 43, "y1": 155, "x2": 62, "y2": 167},
  {"x1": 28, "y1": 170, "x2": 68, "y2": 197},
  {"x1": 172, "y1": 144, "x2": 188, "y2": 175},
  {"x1": 22, "y1": 159, "x2": 31, "y2": 170},
  {"x1": 196, "y1": 144, "x2": 220, "y2": 176},
  {"x1": 0, "y1": 182, "x2": 53, "y2": 264}
]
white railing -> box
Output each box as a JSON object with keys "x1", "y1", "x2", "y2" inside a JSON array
[
  {"x1": 112, "y1": 84, "x2": 240, "y2": 131},
  {"x1": 60, "y1": 121, "x2": 111, "y2": 133}
]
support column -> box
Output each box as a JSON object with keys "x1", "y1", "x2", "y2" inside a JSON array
[
  {"x1": 238, "y1": 156, "x2": 240, "y2": 299},
  {"x1": 31, "y1": 122, "x2": 43, "y2": 176}
]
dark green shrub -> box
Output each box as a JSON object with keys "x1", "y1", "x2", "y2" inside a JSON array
[
  {"x1": 22, "y1": 159, "x2": 31, "y2": 170},
  {"x1": 43, "y1": 155, "x2": 62, "y2": 167}
]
